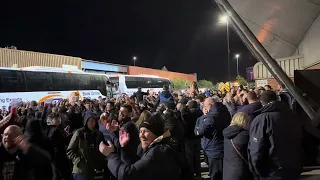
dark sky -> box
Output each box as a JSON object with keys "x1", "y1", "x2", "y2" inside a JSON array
[{"x1": 2, "y1": 0, "x2": 257, "y2": 81}]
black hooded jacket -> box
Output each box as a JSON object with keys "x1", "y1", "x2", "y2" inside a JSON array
[
  {"x1": 248, "y1": 101, "x2": 303, "y2": 179},
  {"x1": 107, "y1": 138, "x2": 181, "y2": 180},
  {"x1": 223, "y1": 125, "x2": 253, "y2": 180}
]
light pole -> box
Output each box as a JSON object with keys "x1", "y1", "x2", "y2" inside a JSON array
[
  {"x1": 220, "y1": 15, "x2": 230, "y2": 81},
  {"x1": 235, "y1": 54, "x2": 240, "y2": 76},
  {"x1": 133, "y1": 56, "x2": 137, "y2": 66}
]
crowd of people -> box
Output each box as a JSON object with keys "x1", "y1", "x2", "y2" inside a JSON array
[{"x1": 0, "y1": 81, "x2": 306, "y2": 180}]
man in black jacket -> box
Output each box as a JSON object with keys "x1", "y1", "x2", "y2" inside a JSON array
[
  {"x1": 248, "y1": 90, "x2": 303, "y2": 180},
  {"x1": 0, "y1": 125, "x2": 53, "y2": 180},
  {"x1": 131, "y1": 87, "x2": 148, "y2": 104},
  {"x1": 184, "y1": 100, "x2": 203, "y2": 180}
]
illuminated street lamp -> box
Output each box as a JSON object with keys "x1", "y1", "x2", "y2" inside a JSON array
[
  {"x1": 219, "y1": 15, "x2": 230, "y2": 81},
  {"x1": 133, "y1": 56, "x2": 137, "y2": 66},
  {"x1": 219, "y1": 15, "x2": 228, "y2": 24},
  {"x1": 235, "y1": 54, "x2": 240, "y2": 75}
]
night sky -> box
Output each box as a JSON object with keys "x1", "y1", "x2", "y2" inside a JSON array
[{"x1": 2, "y1": 0, "x2": 257, "y2": 81}]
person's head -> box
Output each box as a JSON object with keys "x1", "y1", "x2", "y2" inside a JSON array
[
  {"x1": 188, "y1": 100, "x2": 198, "y2": 110},
  {"x1": 165, "y1": 101, "x2": 176, "y2": 111},
  {"x1": 254, "y1": 89, "x2": 261, "y2": 97},
  {"x1": 119, "y1": 104, "x2": 132, "y2": 121},
  {"x1": 163, "y1": 85, "x2": 169, "y2": 91},
  {"x1": 203, "y1": 97, "x2": 215, "y2": 115},
  {"x1": 30, "y1": 101, "x2": 37, "y2": 107},
  {"x1": 258, "y1": 87, "x2": 265, "y2": 93},
  {"x1": 176, "y1": 103, "x2": 186, "y2": 112},
  {"x1": 230, "y1": 112, "x2": 249, "y2": 129},
  {"x1": 264, "y1": 85, "x2": 272, "y2": 91},
  {"x1": 100, "y1": 112, "x2": 117, "y2": 127},
  {"x1": 106, "y1": 101, "x2": 115, "y2": 112},
  {"x1": 195, "y1": 95, "x2": 203, "y2": 104},
  {"x1": 137, "y1": 87, "x2": 142, "y2": 92},
  {"x1": 139, "y1": 113, "x2": 165, "y2": 149},
  {"x1": 99, "y1": 104, "x2": 106, "y2": 112},
  {"x1": 48, "y1": 113, "x2": 61, "y2": 126},
  {"x1": 83, "y1": 99, "x2": 91, "y2": 109},
  {"x1": 51, "y1": 107, "x2": 59, "y2": 114},
  {"x1": 136, "y1": 110, "x2": 152, "y2": 127},
  {"x1": 2, "y1": 125, "x2": 22, "y2": 153},
  {"x1": 2, "y1": 106, "x2": 6, "y2": 112},
  {"x1": 261, "y1": 90, "x2": 278, "y2": 106},
  {"x1": 84, "y1": 113, "x2": 98, "y2": 131},
  {"x1": 247, "y1": 91, "x2": 258, "y2": 104},
  {"x1": 278, "y1": 84, "x2": 286, "y2": 91}
]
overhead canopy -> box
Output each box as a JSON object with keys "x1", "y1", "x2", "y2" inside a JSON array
[{"x1": 227, "y1": 0, "x2": 320, "y2": 58}]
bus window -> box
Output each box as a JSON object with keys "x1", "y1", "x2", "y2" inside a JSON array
[
  {"x1": 0, "y1": 70, "x2": 26, "y2": 92},
  {"x1": 25, "y1": 71, "x2": 53, "y2": 92}
]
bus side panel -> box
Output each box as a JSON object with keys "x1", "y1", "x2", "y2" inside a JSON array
[{"x1": 0, "y1": 90, "x2": 103, "y2": 108}]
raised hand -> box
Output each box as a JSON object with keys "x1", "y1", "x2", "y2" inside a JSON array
[
  {"x1": 106, "y1": 120, "x2": 119, "y2": 132},
  {"x1": 14, "y1": 135, "x2": 30, "y2": 154},
  {"x1": 119, "y1": 128, "x2": 130, "y2": 148}
]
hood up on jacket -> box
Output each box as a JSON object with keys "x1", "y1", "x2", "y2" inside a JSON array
[
  {"x1": 83, "y1": 112, "x2": 99, "y2": 132},
  {"x1": 223, "y1": 125, "x2": 245, "y2": 140}
]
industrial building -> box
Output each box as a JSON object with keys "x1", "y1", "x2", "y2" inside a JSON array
[{"x1": 0, "y1": 48, "x2": 197, "y2": 82}]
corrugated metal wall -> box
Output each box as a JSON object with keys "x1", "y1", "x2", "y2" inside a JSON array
[
  {"x1": 253, "y1": 56, "x2": 304, "y2": 79},
  {"x1": 128, "y1": 66, "x2": 197, "y2": 81},
  {"x1": 0, "y1": 48, "x2": 82, "y2": 69}
]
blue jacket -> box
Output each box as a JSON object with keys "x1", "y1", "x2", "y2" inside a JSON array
[
  {"x1": 159, "y1": 91, "x2": 173, "y2": 103},
  {"x1": 197, "y1": 102, "x2": 231, "y2": 158}
]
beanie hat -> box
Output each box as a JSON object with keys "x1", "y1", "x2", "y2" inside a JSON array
[{"x1": 139, "y1": 113, "x2": 165, "y2": 137}]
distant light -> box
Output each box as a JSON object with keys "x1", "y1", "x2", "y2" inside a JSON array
[
  {"x1": 219, "y1": 15, "x2": 229, "y2": 24},
  {"x1": 235, "y1": 54, "x2": 240, "y2": 58},
  {"x1": 133, "y1": 56, "x2": 137, "y2": 60}
]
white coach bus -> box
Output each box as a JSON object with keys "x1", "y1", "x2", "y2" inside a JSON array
[
  {"x1": 107, "y1": 75, "x2": 171, "y2": 97},
  {"x1": 0, "y1": 67, "x2": 113, "y2": 108}
]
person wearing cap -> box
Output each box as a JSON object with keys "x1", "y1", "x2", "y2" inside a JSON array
[
  {"x1": 67, "y1": 112, "x2": 106, "y2": 180},
  {"x1": 99, "y1": 113, "x2": 181, "y2": 180}
]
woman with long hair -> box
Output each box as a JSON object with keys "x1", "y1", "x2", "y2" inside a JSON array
[{"x1": 223, "y1": 112, "x2": 254, "y2": 180}]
